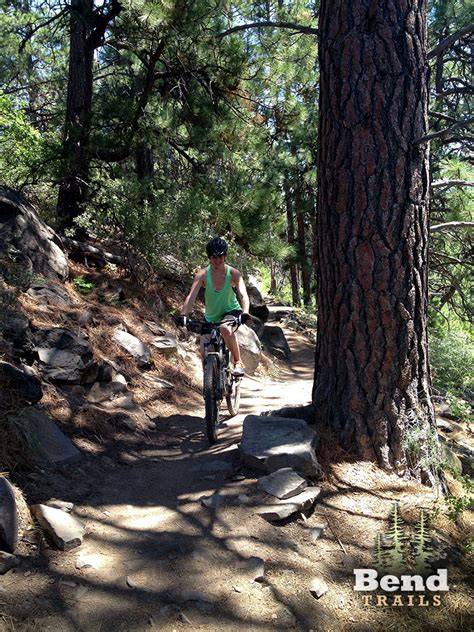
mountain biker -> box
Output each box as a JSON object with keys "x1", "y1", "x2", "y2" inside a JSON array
[{"x1": 178, "y1": 237, "x2": 251, "y2": 376}]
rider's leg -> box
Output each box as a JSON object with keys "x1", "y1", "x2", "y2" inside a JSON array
[
  {"x1": 219, "y1": 323, "x2": 241, "y2": 364},
  {"x1": 200, "y1": 334, "x2": 210, "y2": 364}
]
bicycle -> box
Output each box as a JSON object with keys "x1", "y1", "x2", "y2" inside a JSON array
[{"x1": 179, "y1": 316, "x2": 244, "y2": 443}]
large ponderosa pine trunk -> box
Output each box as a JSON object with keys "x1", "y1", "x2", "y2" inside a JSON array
[{"x1": 313, "y1": 0, "x2": 436, "y2": 473}]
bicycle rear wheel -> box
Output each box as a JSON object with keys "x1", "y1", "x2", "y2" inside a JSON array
[
  {"x1": 226, "y1": 377, "x2": 241, "y2": 416},
  {"x1": 203, "y1": 355, "x2": 219, "y2": 443}
]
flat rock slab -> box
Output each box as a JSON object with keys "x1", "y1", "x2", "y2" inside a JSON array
[
  {"x1": 240, "y1": 415, "x2": 320, "y2": 477},
  {"x1": 31, "y1": 504, "x2": 85, "y2": 551},
  {"x1": 151, "y1": 335, "x2": 178, "y2": 356},
  {"x1": 257, "y1": 487, "x2": 321, "y2": 521},
  {"x1": 112, "y1": 330, "x2": 150, "y2": 366},
  {"x1": 257, "y1": 468, "x2": 308, "y2": 499},
  {"x1": 7, "y1": 407, "x2": 82, "y2": 466},
  {"x1": 0, "y1": 477, "x2": 18, "y2": 552}
]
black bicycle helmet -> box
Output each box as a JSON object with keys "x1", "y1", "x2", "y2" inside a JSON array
[{"x1": 206, "y1": 237, "x2": 228, "y2": 258}]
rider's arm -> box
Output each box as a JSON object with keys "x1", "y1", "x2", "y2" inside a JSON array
[
  {"x1": 181, "y1": 269, "x2": 205, "y2": 316},
  {"x1": 234, "y1": 271, "x2": 250, "y2": 314}
]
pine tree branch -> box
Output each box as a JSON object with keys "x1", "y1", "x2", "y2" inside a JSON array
[
  {"x1": 428, "y1": 24, "x2": 474, "y2": 59},
  {"x1": 430, "y1": 221, "x2": 474, "y2": 233},
  {"x1": 217, "y1": 21, "x2": 318, "y2": 39},
  {"x1": 19, "y1": 9, "x2": 68, "y2": 52},
  {"x1": 431, "y1": 180, "x2": 474, "y2": 189}
]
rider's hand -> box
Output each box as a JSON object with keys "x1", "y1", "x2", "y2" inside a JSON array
[
  {"x1": 240, "y1": 313, "x2": 251, "y2": 325},
  {"x1": 175, "y1": 315, "x2": 188, "y2": 327}
]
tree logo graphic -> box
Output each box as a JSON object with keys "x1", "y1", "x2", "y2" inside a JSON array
[{"x1": 374, "y1": 503, "x2": 436, "y2": 576}]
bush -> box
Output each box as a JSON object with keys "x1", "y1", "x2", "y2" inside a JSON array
[{"x1": 430, "y1": 329, "x2": 474, "y2": 397}]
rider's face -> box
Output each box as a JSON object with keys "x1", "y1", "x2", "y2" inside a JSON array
[{"x1": 209, "y1": 254, "x2": 225, "y2": 268}]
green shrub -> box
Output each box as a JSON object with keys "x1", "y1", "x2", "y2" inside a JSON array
[{"x1": 430, "y1": 329, "x2": 474, "y2": 397}]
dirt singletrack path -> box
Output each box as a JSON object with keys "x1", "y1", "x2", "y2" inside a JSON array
[{"x1": 3, "y1": 328, "x2": 320, "y2": 632}]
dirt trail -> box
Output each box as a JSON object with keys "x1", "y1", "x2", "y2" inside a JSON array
[
  {"x1": 1, "y1": 329, "x2": 315, "y2": 631},
  {"x1": 2, "y1": 329, "x2": 472, "y2": 631}
]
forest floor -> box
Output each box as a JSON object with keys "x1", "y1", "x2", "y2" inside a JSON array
[{"x1": 1, "y1": 269, "x2": 473, "y2": 632}]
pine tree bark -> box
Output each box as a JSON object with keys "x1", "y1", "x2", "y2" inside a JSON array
[
  {"x1": 56, "y1": 0, "x2": 94, "y2": 234},
  {"x1": 56, "y1": 0, "x2": 122, "y2": 234},
  {"x1": 285, "y1": 180, "x2": 300, "y2": 306},
  {"x1": 313, "y1": 0, "x2": 435, "y2": 473}
]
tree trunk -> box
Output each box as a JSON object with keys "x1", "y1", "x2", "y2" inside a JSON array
[
  {"x1": 313, "y1": 0, "x2": 436, "y2": 475},
  {"x1": 56, "y1": 0, "x2": 94, "y2": 234},
  {"x1": 295, "y1": 187, "x2": 312, "y2": 306},
  {"x1": 285, "y1": 180, "x2": 300, "y2": 306}
]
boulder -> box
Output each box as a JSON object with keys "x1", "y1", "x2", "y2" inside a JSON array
[
  {"x1": 246, "y1": 315, "x2": 264, "y2": 339},
  {"x1": 112, "y1": 330, "x2": 150, "y2": 366},
  {"x1": 31, "y1": 504, "x2": 85, "y2": 551},
  {"x1": 0, "y1": 310, "x2": 30, "y2": 345},
  {"x1": 27, "y1": 282, "x2": 72, "y2": 307},
  {"x1": 0, "y1": 362, "x2": 42, "y2": 404},
  {"x1": 0, "y1": 552, "x2": 19, "y2": 575},
  {"x1": 34, "y1": 328, "x2": 95, "y2": 384},
  {"x1": 0, "y1": 477, "x2": 18, "y2": 553},
  {"x1": 235, "y1": 325, "x2": 261, "y2": 375},
  {"x1": 7, "y1": 407, "x2": 82, "y2": 465},
  {"x1": 261, "y1": 325, "x2": 291, "y2": 361},
  {"x1": 247, "y1": 284, "x2": 269, "y2": 323},
  {"x1": 240, "y1": 415, "x2": 320, "y2": 477},
  {"x1": 0, "y1": 185, "x2": 68, "y2": 281}
]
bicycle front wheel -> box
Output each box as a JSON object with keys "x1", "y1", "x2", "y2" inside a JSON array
[
  {"x1": 226, "y1": 377, "x2": 241, "y2": 416},
  {"x1": 203, "y1": 355, "x2": 219, "y2": 444}
]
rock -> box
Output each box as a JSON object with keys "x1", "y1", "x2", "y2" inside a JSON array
[
  {"x1": 27, "y1": 282, "x2": 72, "y2": 307},
  {"x1": 247, "y1": 284, "x2": 269, "y2": 323},
  {"x1": 201, "y1": 493, "x2": 225, "y2": 508},
  {"x1": 237, "y1": 494, "x2": 251, "y2": 505},
  {"x1": 307, "y1": 523, "x2": 327, "y2": 541},
  {"x1": 0, "y1": 477, "x2": 18, "y2": 553},
  {"x1": 7, "y1": 407, "x2": 82, "y2": 466},
  {"x1": 235, "y1": 325, "x2": 261, "y2": 375},
  {"x1": 309, "y1": 577, "x2": 328, "y2": 599},
  {"x1": 261, "y1": 325, "x2": 291, "y2": 361},
  {"x1": 112, "y1": 330, "x2": 150, "y2": 366},
  {"x1": 246, "y1": 314, "x2": 264, "y2": 340},
  {"x1": 44, "y1": 499, "x2": 74, "y2": 513},
  {"x1": 0, "y1": 185, "x2": 68, "y2": 281},
  {"x1": 85, "y1": 381, "x2": 130, "y2": 404},
  {"x1": 142, "y1": 320, "x2": 166, "y2": 336},
  {"x1": 34, "y1": 328, "x2": 95, "y2": 384},
  {"x1": 0, "y1": 310, "x2": 30, "y2": 345},
  {"x1": 257, "y1": 468, "x2": 308, "y2": 499},
  {"x1": 0, "y1": 362, "x2": 42, "y2": 404},
  {"x1": 177, "y1": 613, "x2": 193, "y2": 625},
  {"x1": 0, "y1": 551, "x2": 19, "y2": 575},
  {"x1": 151, "y1": 334, "x2": 178, "y2": 356},
  {"x1": 439, "y1": 440, "x2": 463, "y2": 475},
  {"x1": 240, "y1": 415, "x2": 321, "y2": 477},
  {"x1": 261, "y1": 403, "x2": 315, "y2": 424},
  {"x1": 247, "y1": 556, "x2": 265, "y2": 582},
  {"x1": 257, "y1": 487, "x2": 321, "y2": 521},
  {"x1": 96, "y1": 362, "x2": 113, "y2": 383},
  {"x1": 436, "y1": 418, "x2": 454, "y2": 432},
  {"x1": 31, "y1": 504, "x2": 85, "y2": 551}
]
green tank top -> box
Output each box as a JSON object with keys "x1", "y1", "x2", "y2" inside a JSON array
[{"x1": 204, "y1": 265, "x2": 241, "y2": 322}]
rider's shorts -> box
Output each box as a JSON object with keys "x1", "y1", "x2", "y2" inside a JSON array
[{"x1": 200, "y1": 310, "x2": 242, "y2": 351}]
